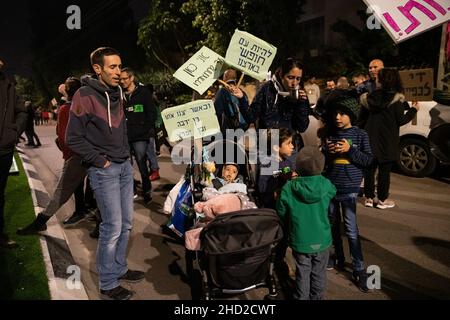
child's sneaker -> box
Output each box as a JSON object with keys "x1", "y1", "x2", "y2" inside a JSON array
[
  {"x1": 326, "y1": 258, "x2": 335, "y2": 271},
  {"x1": 353, "y1": 270, "x2": 369, "y2": 293},
  {"x1": 376, "y1": 199, "x2": 395, "y2": 210},
  {"x1": 364, "y1": 198, "x2": 374, "y2": 208}
]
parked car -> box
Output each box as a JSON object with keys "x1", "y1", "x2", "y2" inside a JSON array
[
  {"x1": 301, "y1": 98, "x2": 450, "y2": 178},
  {"x1": 398, "y1": 100, "x2": 450, "y2": 177}
]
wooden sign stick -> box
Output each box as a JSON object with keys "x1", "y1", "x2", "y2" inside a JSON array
[{"x1": 237, "y1": 72, "x2": 245, "y2": 87}]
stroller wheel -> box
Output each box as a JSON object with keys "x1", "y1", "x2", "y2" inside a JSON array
[
  {"x1": 264, "y1": 293, "x2": 279, "y2": 300},
  {"x1": 202, "y1": 291, "x2": 211, "y2": 300},
  {"x1": 189, "y1": 269, "x2": 203, "y2": 300}
]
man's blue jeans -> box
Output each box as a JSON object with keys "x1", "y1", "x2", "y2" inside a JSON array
[
  {"x1": 328, "y1": 193, "x2": 365, "y2": 272},
  {"x1": 88, "y1": 161, "x2": 134, "y2": 291},
  {"x1": 131, "y1": 141, "x2": 152, "y2": 195},
  {"x1": 146, "y1": 137, "x2": 159, "y2": 171}
]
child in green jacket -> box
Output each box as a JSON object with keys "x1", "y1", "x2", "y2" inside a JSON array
[{"x1": 276, "y1": 146, "x2": 336, "y2": 300}]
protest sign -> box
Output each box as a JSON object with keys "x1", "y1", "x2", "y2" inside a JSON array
[
  {"x1": 161, "y1": 100, "x2": 220, "y2": 142},
  {"x1": 363, "y1": 0, "x2": 450, "y2": 43},
  {"x1": 399, "y1": 68, "x2": 434, "y2": 101},
  {"x1": 173, "y1": 46, "x2": 225, "y2": 95},
  {"x1": 225, "y1": 29, "x2": 277, "y2": 81}
]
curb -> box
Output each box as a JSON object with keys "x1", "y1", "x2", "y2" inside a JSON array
[{"x1": 17, "y1": 147, "x2": 90, "y2": 300}]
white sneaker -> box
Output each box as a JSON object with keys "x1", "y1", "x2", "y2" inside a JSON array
[
  {"x1": 376, "y1": 199, "x2": 395, "y2": 209},
  {"x1": 364, "y1": 198, "x2": 374, "y2": 208}
]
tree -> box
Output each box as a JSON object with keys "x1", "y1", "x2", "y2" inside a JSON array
[
  {"x1": 181, "y1": 0, "x2": 306, "y2": 65},
  {"x1": 14, "y1": 75, "x2": 47, "y2": 107},
  {"x1": 137, "y1": 0, "x2": 203, "y2": 71},
  {"x1": 137, "y1": 0, "x2": 306, "y2": 70}
]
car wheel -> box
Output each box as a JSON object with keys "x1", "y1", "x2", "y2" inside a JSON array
[{"x1": 398, "y1": 138, "x2": 437, "y2": 177}]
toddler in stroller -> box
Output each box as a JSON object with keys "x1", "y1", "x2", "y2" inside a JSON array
[{"x1": 185, "y1": 162, "x2": 257, "y2": 251}]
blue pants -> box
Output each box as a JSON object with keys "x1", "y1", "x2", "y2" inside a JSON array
[
  {"x1": 131, "y1": 141, "x2": 152, "y2": 195},
  {"x1": 292, "y1": 250, "x2": 329, "y2": 300},
  {"x1": 88, "y1": 161, "x2": 134, "y2": 290},
  {"x1": 146, "y1": 137, "x2": 159, "y2": 171},
  {"x1": 328, "y1": 193, "x2": 365, "y2": 272}
]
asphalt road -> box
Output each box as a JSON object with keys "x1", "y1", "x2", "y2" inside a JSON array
[{"x1": 19, "y1": 125, "x2": 450, "y2": 300}]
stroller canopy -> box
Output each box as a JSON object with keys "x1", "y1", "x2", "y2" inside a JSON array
[{"x1": 200, "y1": 209, "x2": 283, "y2": 255}]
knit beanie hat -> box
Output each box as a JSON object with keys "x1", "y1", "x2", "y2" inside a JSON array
[
  {"x1": 296, "y1": 146, "x2": 325, "y2": 176},
  {"x1": 324, "y1": 89, "x2": 360, "y2": 123}
]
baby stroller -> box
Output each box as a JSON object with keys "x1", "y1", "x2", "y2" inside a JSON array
[
  {"x1": 182, "y1": 138, "x2": 283, "y2": 300},
  {"x1": 191, "y1": 208, "x2": 283, "y2": 300}
]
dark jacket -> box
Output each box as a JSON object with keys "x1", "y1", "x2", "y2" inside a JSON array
[
  {"x1": 0, "y1": 72, "x2": 27, "y2": 155},
  {"x1": 258, "y1": 155, "x2": 295, "y2": 209},
  {"x1": 123, "y1": 84, "x2": 156, "y2": 142},
  {"x1": 214, "y1": 87, "x2": 254, "y2": 132},
  {"x1": 276, "y1": 175, "x2": 336, "y2": 254},
  {"x1": 360, "y1": 90, "x2": 417, "y2": 162},
  {"x1": 324, "y1": 126, "x2": 373, "y2": 195},
  {"x1": 66, "y1": 76, "x2": 129, "y2": 168},
  {"x1": 250, "y1": 80, "x2": 310, "y2": 132}
]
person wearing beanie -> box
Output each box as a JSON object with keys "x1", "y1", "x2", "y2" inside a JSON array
[
  {"x1": 276, "y1": 146, "x2": 336, "y2": 300},
  {"x1": 322, "y1": 92, "x2": 373, "y2": 293}
]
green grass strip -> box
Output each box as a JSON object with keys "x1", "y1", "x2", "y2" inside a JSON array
[{"x1": 0, "y1": 152, "x2": 51, "y2": 300}]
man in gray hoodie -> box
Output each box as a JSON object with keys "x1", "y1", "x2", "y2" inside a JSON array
[{"x1": 66, "y1": 47, "x2": 144, "y2": 300}]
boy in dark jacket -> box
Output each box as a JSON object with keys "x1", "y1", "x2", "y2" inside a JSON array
[
  {"x1": 323, "y1": 92, "x2": 373, "y2": 293},
  {"x1": 277, "y1": 146, "x2": 336, "y2": 300},
  {"x1": 258, "y1": 127, "x2": 296, "y2": 295},
  {"x1": 258, "y1": 127, "x2": 296, "y2": 209}
]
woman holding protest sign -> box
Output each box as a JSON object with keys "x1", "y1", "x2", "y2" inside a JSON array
[
  {"x1": 214, "y1": 68, "x2": 255, "y2": 133},
  {"x1": 250, "y1": 57, "x2": 310, "y2": 148}
]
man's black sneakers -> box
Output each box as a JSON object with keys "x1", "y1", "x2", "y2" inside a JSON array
[
  {"x1": 143, "y1": 193, "x2": 152, "y2": 205},
  {"x1": 63, "y1": 212, "x2": 86, "y2": 226},
  {"x1": 100, "y1": 286, "x2": 133, "y2": 300},
  {"x1": 17, "y1": 213, "x2": 49, "y2": 235},
  {"x1": 0, "y1": 233, "x2": 18, "y2": 249},
  {"x1": 118, "y1": 270, "x2": 145, "y2": 283}
]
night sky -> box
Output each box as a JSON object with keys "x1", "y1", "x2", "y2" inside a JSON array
[{"x1": 0, "y1": 0, "x2": 149, "y2": 77}]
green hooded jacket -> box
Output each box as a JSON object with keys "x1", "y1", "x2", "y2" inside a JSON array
[{"x1": 276, "y1": 175, "x2": 336, "y2": 254}]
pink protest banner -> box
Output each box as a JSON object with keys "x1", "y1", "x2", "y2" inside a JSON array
[{"x1": 363, "y1": 0, "x2": 450, "y2": 43}]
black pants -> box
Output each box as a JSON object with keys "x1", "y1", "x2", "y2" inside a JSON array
[
  {"x1": 364, "y1": 160, "x2": 394, "y2": 202},
  {"x1": 25, "y1": 127, "x2": 41, "y2": 146},
  {"x1": 0, "y1": 151, "x2": 14, "y2": 235}
]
